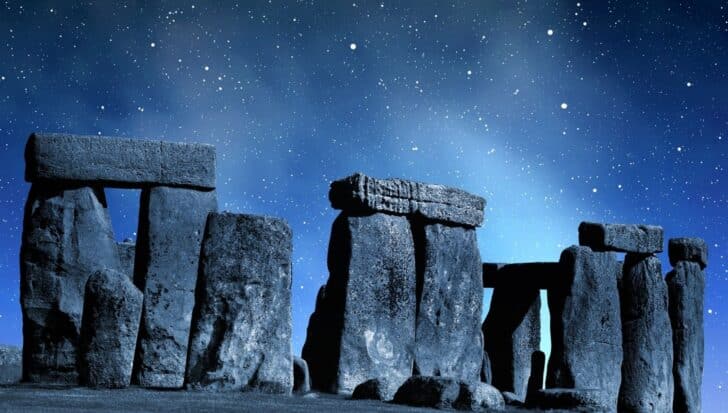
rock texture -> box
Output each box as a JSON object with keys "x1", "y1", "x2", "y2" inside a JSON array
[
  {"x1": 186, "y1": 213, "x2": 293, "y2": 394},
  {"x1": 531, "y1": 388, "x2": 610, "y2": 412},
  {"x1": 578, "y1": 221, "x2": 663, "y2": 254},
  {"x1": 134, "y1": 186, "x2": 217, "y2": 389},
  {"x1": 25, "y1": 133, "x2": 216, "y2": 189},
  {"x1": 301, "y1": 212, "x2": 416, "y2": 394},
  {"x1": 618, "y1": 254, "x2": 674, "y2": 412},
  {"x1": 482, "y1": 264, "x2": 541, "y2": 400},
  {"x1": 0, "y1": 345, "x2": 22, "y2": 384},
  {"x1": 293, "y1": 357, "x2": 311, "y2": 394},
  {"x1": 79, "y1": 269, "x2": 143, "y2": 388},
  {"x1": 117, "y1": 239, "x2": 135, "y2": 280},
  {"x1": 392, "y1": 376, "x2": 461, "y2": 409},
  {"x1": 454, "y1": 381, "x2": 505, "y2": 411},
  {"x1": 413, "y1": 222, "x2": 482, "y2": 382},
  {"x1": 20, "y1": 185, "x2": 121, "y2": 383},
  {"x1": 352, "y1": 377, "x2": 399, "y2": 401},
  {"x1": 668, "y1": 237, "x2": 708, "y2": 269},
  {"x1": 667, "y1": 260, "x2": 705, "y2": 413},
  {"x1": 329, "y1": 173, "x2": 485, "y2": 227},
  {"x1": 547, "y1": 246, "x2": 622, "y2": 412}
]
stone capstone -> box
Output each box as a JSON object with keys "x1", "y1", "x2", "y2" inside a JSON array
[
  {"x1": 133, "y1": 186, "x2": 217, "y2": 389},
  {"x1": 79, "y1": 269, "x2": 143, "y2": 388},
  {"x1": 25, "y1": 133, "x2": 216, "y2": 189},
  {"x1": 578, "y1": 221, "x2": 663, "y2": 254},
  {"x1": 293, "y1": 356, "x2": 311, "y2": 394},
  {"x1": 186, "y1": 213, "x2": 293, "y2": 394},
  {"x1": 668, "y1": 237, "x2": 708, "y2": 269},
  {"x1": 618, "y1": 254, "x2": 674, "y2": 412},
  {"x1": 667, "y1": 260, "x2": 705, "y2": 413},
  {"x1": 329, "y1": 173, "x2": 485, "y2": 227},
  {"x1": 20, "y1": 185, "x2": 121, "y2": 383},
  {"x1": 301, "y1": 212, "x2": 416, "y2": 394}
]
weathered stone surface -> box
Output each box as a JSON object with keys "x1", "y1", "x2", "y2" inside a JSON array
[
  {"x1": 186, "y1": 213, "x2": 292, "y2": 393},
  {"x1": 481, "y1": 345, "x2": 492, "y2": 384},
  {"x1": 531, "y1": 388, "x2": 610, "y2": 412},
  {"x1": 25, "y1": 133, "x2": 216, "y2": 189},
  {"x1": 392, "y1": 376, "x2": 461, "y2": 409},
  {"x1": 482, "y1": 267, "x2": 541, "y2": 400},
  {"x1": 578, "y1": 221, "x2": 663, "y2": 254},
  {"x1": 79, "y1": 269, "x2": 143, "y2": 388},
  {"x1": 134, "y1": 186, "x2": 217, "y2": 389},
  {"x1": 301, "y1": 212, "x2": 416, "y2": 395},
  {"x1": 547, "y1": 246, "x2": 622, "y2": 412},
  {"x1": 0, "y1": 345, "x2": 22, "y2": 384},
  {"x1": 293, "y1": 356, "x2": 311, "y2": 394},
  {"x1": 667, "y1": 261, "x2": 705, "y2": 413},
  {"x1": 20, "y1": 185, "x2": 121, "y2": 383},
  {"x1": 329, "y1": 173, "x2": 485, "y2": 227},
  {"x1": 454, "y1": 381, "x2": 505, "y2": 410},
  {"x1": 482, "y1": 262, "x2": 560, "y2": 289},
  {"x1": 502, "y1": 391, "x2": 525, "y2": 407},
  {"x1": 526, "y1": 351, "x2": 546, "y2": 400},
  {"x1": 618, "y1": 254, "x2": 674, "y2": 412},
  {"x1": 668, "y1": 237, "x2": 708, "y2": 269},
  {"x1": 352, "y1": 377, "x2": 399, "y2": 401},
  {"x1": 414, "y1": 222, "x2": 482, "y2": 382},
  {"x1": 117, "y1": 239, "x2": 135, "y2": 280}
]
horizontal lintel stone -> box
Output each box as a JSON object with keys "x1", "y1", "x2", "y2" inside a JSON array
[
  {"x1": 25, "y1": 133, "x2": 215, "y2": 189},
  {"x1": 668, "y1": 237, "x2": 708, "y2": 269},
  {"x1": 578, "y1": 221, "x2": 663, "y2": 254},
  {"x1": 329, "y1": 172, "x2": 485, "y2": 227},
  {"x1": 482, "y1": 262, "x2": 561, "y2": 289}
]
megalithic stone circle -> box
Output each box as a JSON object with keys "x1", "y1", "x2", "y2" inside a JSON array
[
  {"x1": 186, "y1": 213, "x2": 293, "y2": 394},
  {"x1": 578, "y1": 221, "x2": 664, "y2": 253},
  {"x1": 20, "y1": 184, "x2": 121, "y2": 383}
]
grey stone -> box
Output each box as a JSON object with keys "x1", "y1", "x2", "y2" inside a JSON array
[
  {"x1": 134, "y1": 186, "x2": 217, "y2": 389},
  {"x1": 352, "y1": 377, "x2": 399, "y2": 401},
  {"x1": 667, "y1": 261, "x2": 705, "y2": 413},
  {"x1": 25, "y1": 133, "x2": 216, "y2": 189},
  {"x1": 79, "y1": 269, "x2": 143, "y2": 388},
  {"x1": 482, "y1": 262, "x2": 560, "y2": 289},
  {"x1": 481, "y1": 345, "x2": 492, "y2": 384},
  {"x1": 454, "y1": 381, "x2": 505, "y2": 410},
  {"x1": 618, "y1": 254, "x2": 674, "y2": 412},
  {"x1": 668, "y1": 237, "x2": 708, "y2": 269},
  {"x1": 502, "y1": 391, "x2": 524, "y2": 406},
  {"x1": 186, "y1": 213, "x2": 292, "y2": 393},
  {"x1": 531, "y1": 388, "x2": 610, "y2": 412},
  {"x1": 20, "y1": 185, "x2": 121, "y2": 383},
  {"x1": 526, "y1": 351, "x2": 546, "y2": 400},
  {"x1": 301, "y1": 212, "x2": 416, "y2": 395},
  {"x1": 547, "y1": 246, "x2": 622, "y2": 412},
  {"x1": 294, "y1": 356, "x2": 311, "y2": 394},
  {"x1": 392, "y1": 376, "x2": 461, "y2": 409},
  {"x1": 482, "y1": 266, "x2": 541, "y2": 400},
  {"x1": 329, "y1": 173, "x2": 485, "y2": 227},
  {"x1": 578, "y1": 221, "x2": 664, "y2": 254},
  {"x1": 413, "y1": 222, "x2": 482, "y2": 382},
  {"x1": 117, "y1": 240, "x2": 135, "y2": 280},
  {"x1": 0, "y1": 345, "x2": 22, "y2": 384}
]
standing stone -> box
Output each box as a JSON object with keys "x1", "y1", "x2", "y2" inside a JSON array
[
  {"x1": 186, "y1": 213, "x2": 292, "y2": 394},
  {"x1": 134, "y1": 186, "x2": 217, "y2": 388},
  {"x1": 293, "y1": 356, "x2": 311, "y2": 394},
  {"x1": 482, "y1": 269, "x2": 541, "y2": 400},
  {"x1": 0, "y1": 345, "x2": 22, "y2": 384},
  {"x1": 547, "y1": 245, "x2": 622, "y2": 412},
  {"x1": 579, "y1": 221, "x2": 664, "y2": 254},
  {"x1": 20, "y1": 185, "x2": 121, "y2": 383},
  {"x1": 117, "y1": 239, "x2": 135, "y2": 280},
  {"x1": 526, "y1": 351, "x2": 546, "y2": 401},
  {"x1": 414, "y1": 222, "x2": 482, "y2": 382},
  {"x1": 618, "y1": 254, "x2": 674, "y2": 412},
  {"x1": 79, "y1": 269, "x2": 143, "y2": 388},
  {"x1": 667, "y1": 259, "x2": 705, "y2": 413},
  {"x1": 301, "y1": 212, "x2": 416, "y2": 394}
]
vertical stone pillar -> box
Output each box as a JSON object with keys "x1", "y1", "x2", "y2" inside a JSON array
[
  {"x1": 20, "y1": 185, "x2": 121, "y2": 383},
  {"x1": 133, "y1": 186, "x2": 217, "y2": 388}
]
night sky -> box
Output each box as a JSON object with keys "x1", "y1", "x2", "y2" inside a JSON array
[{"x1": 0, "y1": 0, "x2": 726, "y2": 409}]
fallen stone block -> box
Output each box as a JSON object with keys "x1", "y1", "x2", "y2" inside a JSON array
[
  {"x1": 392, "y1": 376, "x2": 461, "y2": 409},
  {"x1": 618, "y1": 254, "x2": 674, "y2": 412},
  {"x1": 351, "y1": 377, "x2": 399, "y2": 401},
  {"x1": 482, "y1": 262, "x2": 560, "y2": 289},
  {"x1": 20, "y1": 185, "x2": 121, "y2": 383},
  {"x1": 186, "y1": 213, "x2": 292, "y2": 394},
  {"x1": 578, "y1": 221, "x2": 663, "y2": 253},
  {"x1": 25, "y1": 133, "x2": 216, "y2": 189},
  {"x1": 301, "y1": 212, "x2": 416, "y2": 395},
  {"x1": 329, "y1": 173, "x2": 485, "y2": 227},
  {"x1": 293, "y1": 356, "x2": 311, "y2": 394},
  {"x1": 79, "y1": 269, "x2": 143, "y2": 388},
  {"x1": 667, "y1": 260, "x2": 705, "y2": 413},
  {"x1": 454, "y1": 381, "x2": 505, "y2": 410},
  {"x1": 547, "y1": 246, "x2": 622, "y2": 412},
  {"x1": 414, "y1": 222, "x2": 482, "y2": 382},
  {"x1": 117, "y1": 239, "x2": 135, "y2": 280},
  {"x1": 134, "y1": 186, "x2": 217, "y2": 389},
  {"x1": 668, "y1": 237, "x2": 708, "y2": 269},
  {"x1": 0, "y1": 345, "x2": 22, "y2": 384},
  {"x1": 531, "y1": 388, "x2": 610, "y2": 411}
]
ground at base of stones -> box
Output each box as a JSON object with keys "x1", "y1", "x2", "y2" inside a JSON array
[{"x1": 0, "y1": 385, "x2": 588, "y2": 413}]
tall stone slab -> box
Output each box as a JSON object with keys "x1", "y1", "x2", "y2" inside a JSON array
[
  {"x1": 186, "y1": 213, "x2": 293, "y2": 393},
  {"x1": 667, "y1": 247, "x2": 705, "y2": 413},
  {"x1": 618, "y1": 254, "x2": 674, "y2": 412},
  {"x1": 133, "y1": 186, "x2": 217, "y2": 388},
  {"x1": 413, "y1": 222, "x2": 482, "y2": 382},
  {"x1": 301, "y1": 212, "x2": 416, "y2": 394},
  {"x1": 20, "y1": 185, "x2": 121, "y2": 383},
  {"x1": 117, "y1": 239, "x2": 135, "y2": 280},
  {"x1": 79, "y1": 269, "x2": 143, "y2": 388},
  {"x1": 547, "y1": 245, "x2": 622, "y2": 412}
]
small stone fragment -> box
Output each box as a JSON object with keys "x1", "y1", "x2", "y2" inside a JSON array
[
  {"x1": 293, "y1": 356, "x2": 311, "y2": 394},
  {"x1": 79, "y1": 269, "x2": 143, "y2": 388},
  {"x1": 352, "y1": 377, "x2": 399, "y2": 401},
  {"x1": 578, "y1": 221, "x2": 663, "y2": 254},
  {"x1": 668, "y1": 237, "x2": 708, "y2": 269},
  {"x1": 392, "y1": 376, "x2": 461, "y2": 409},
  {"x1": 117, "y1": 239, "x2": 135, "y2": 280},
  {"x1": 454, "y1": 381, "x2": 505, "y2": 411}
]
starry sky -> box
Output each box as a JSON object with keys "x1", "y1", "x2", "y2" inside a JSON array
[{"x1": 0, "y1": 0, "x2": 725, "y2": 408}]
